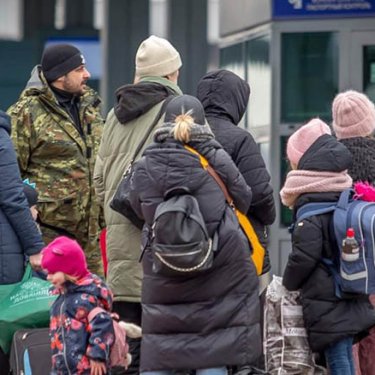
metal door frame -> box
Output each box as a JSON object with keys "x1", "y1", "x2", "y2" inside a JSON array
[{"x1": 349, "y1": 31, "x2": 375, "y2": 92}]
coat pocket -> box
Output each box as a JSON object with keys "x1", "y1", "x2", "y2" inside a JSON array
[{"x1": 38, "y1": 191, "x2": 84, "y2": 233}]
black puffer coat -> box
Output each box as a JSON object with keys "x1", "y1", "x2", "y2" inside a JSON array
[
  {"x1": 197, "y1": 70, "x2": 275, "y2": 273},
  {"x1": 128, "y1": 139, "x2": 262, "y2": 371},
  {"x1": 283, "y1": 135, "x2": 375, "y2": 352}
]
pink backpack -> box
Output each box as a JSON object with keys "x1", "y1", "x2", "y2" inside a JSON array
[{"x1": 88, "y1": 307, "x2": 129, "y2": 369}]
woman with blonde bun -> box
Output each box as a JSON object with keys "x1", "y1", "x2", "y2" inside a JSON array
[{"x1": 123, "y1": 95, "x2": 262, "y2": 375}]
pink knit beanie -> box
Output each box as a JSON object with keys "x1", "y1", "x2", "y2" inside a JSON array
[
  {"x1": 287, "y1": 118, "x2": 332, "y2": 167},
  {"x1": 332, "y1": 90, "x2": 375, "y2": 139},
  {"x1": 41, "y1": 236, "x2": 90, "y2": 279}
]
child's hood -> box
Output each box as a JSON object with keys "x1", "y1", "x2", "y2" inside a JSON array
[
  {"x1": 65, "y1": 274, "x2": 113, "y2": 310},
  {"x1": 298, "y1": 134, "x2": 352, "y2": 172}
]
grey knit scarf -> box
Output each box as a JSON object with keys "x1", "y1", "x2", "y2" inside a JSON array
[{"x1": 154, "y1": 121, "x2": 214, "y2": 143}]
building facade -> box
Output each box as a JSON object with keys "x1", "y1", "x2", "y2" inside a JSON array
[{"x1": 217, "y1": 0, "x2": 375, "y2": 274}]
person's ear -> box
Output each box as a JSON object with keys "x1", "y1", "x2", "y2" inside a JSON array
[{"x1": 165, "y1": 70, "x2": 179, "y2": 83}]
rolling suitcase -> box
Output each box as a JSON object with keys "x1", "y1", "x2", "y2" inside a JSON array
[{"x1": 9, "y1": 328, "x2": 51, "y2": 375}]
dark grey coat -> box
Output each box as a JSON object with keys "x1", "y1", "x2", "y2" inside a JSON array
[
  {"x1": 0, "y1": 111, "x2": 43, "y2": 284},
  {"x1": 128, "y1": 138, "x2": 262, "y2": 371}
]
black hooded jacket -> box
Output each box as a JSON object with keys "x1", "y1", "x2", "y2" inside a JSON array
[
  {"x1": 283, "y1": 135, "x2": 375, "y2": 352},
  {"x1": 197, "y1": 69, "x2": 276, "y2": 273}
]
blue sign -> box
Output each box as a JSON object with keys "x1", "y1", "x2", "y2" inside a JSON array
[{"x1": 273, "y1": 0, "x2": 375, "y2": 19}]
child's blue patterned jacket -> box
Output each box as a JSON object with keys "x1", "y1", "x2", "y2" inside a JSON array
[{"x1": 49, "y1": 274, "x2": 115, "y2": 374}]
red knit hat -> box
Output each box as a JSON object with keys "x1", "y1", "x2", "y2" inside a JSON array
[
  {"x1": 332, "y1": 90, "x2": 375, "y2": 139},
  {"x1": 287, "y1": 118, "x2": 332, "y2": 167},
  {"x1": 41, "y1": 236, "x2": 90, "y2": 279}
]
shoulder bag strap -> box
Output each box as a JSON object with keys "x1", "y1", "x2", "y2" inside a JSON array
[
  {"x1": 184, "y1": 145, "x2": 265, "y2": 276},
  {"x1": 184, "y1": 145, "x2": 234, "y2": 206},
  {"x1": 205, "y1": 164, "x2": 234, "y2": 207},
  {"x1": 130, "y1": 95, "x2": 175, "y2": 163}
]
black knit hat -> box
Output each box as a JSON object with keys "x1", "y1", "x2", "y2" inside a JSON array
[
  {"x1": 154, "y1": 95, "x2": 213, "y2": 143},
  {"x1": 23, "y1": 183, "x2": 38, "y2": 207},
  {"x1": 164, "y1": 95, "x2": 206, "y2": 125},
  {"x1": 41, "y1": 44, "x2": 85, "y2": 83}
]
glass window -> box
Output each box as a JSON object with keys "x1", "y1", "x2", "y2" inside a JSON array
[
  {"x1": 281, "y1": 32, "x2": 338, "y2": 124},
  {"x1": 219, "y1": 44, "x2": 245, "y2": 79},
  {"x1": 246, "y1": 35, "x2": 271, "y2": 131},
  {"x1": 363, "y1": 46, "x2": 375, "y2": 103}
]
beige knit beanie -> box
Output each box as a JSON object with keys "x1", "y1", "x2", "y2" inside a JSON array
[
  {"x1": 332, "y1": 90, "x2": 375, "y2": 139},
  {"x1": 135, "y1": 35, "x2": 182, "y2": 78}
]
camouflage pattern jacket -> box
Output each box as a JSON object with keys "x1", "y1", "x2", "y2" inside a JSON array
[{"x1": 7, "y1": 66, "x2": 104, "y2": 275}]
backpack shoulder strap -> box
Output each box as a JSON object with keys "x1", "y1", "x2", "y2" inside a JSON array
[
  {"x1": 184, "y1": 145, "x2": 234, "y2": 207},
  {"x1": 87, "y1": 306, "x2": 107, "y2": 322},
  {"x1": 296, "y1": 202, "x2": 343, "y2": 298},
  {"x1": 336, "y1": 188, "x2": 353, "y2": 210},
  {"x1": 296, "y1": 202, "x2": 337, "y2": 222}
]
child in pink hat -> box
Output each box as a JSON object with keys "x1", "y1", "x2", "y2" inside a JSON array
[
  {"x1": 42, "y1": 236, "x2": 115, "y2": 375},
  {"x1": 280, "y1": 118, "x2": 375, "y2": 375}
]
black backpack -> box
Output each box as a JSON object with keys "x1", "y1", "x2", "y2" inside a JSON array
[{"x1": 150, "y1": 189, "x2": 216, "y2": 277}]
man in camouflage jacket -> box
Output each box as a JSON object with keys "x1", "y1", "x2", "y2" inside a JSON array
[{"x1": 7, "y1": 44, "x2": 104, "y2": 276}]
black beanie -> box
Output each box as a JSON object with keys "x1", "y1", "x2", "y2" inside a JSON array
[
  {"x1": 23, "y1": 184, "x2": 38, "y2": 207},
  {"x1": 41, "y1": 44, "x2": 85, "y2": 83},
  {"x1": 164, "y1": 95, "x2": 206, "y2": 125}
]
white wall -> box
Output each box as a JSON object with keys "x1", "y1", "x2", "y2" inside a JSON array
[
  {"x1": 0, "y1": 0, "x2": 23, "y2": 41},
  {"x1": 219, "y1": 0, "x2": 272, "y2": 37}
]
